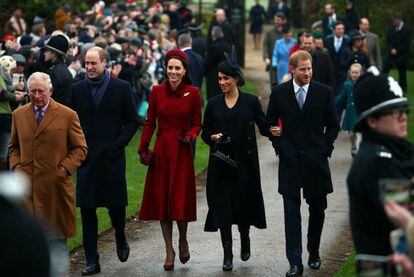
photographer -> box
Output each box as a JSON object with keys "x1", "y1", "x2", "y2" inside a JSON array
[
  {"x1": 384, "y1": 195, "x2": 414, "y2": 276},
  {"x1": 347, "y1": 73, "x2": 414, "y2": 256}
]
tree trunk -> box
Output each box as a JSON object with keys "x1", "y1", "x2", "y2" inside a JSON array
[{"x1": 290, "y1": 0, "x2": 303, "y2": 28}]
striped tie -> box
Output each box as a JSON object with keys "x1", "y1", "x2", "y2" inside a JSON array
[{"x1": 36, "y1": 108, "x2": 43, "y2": 124}]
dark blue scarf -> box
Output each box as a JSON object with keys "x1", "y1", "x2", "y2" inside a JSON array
[{"x1": 85, "y1": 70, "x2": 111, "y2": 106}]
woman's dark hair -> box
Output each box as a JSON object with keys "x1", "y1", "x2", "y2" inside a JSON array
[
  {"x1": 282, "y1": 24, "x2": 292, "y2": 34},
  {"x1": 218, "y1": 61, "x2": 245, "y2": 87}
]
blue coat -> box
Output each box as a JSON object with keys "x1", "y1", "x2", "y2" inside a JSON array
[
  {"x1": 272, "y1": 38, "x2": 296, "y2": 84},
  {"x1": 71, "y1": 77, "x2": 140, "y2": 207},
  {"x1": 336, "y1": 80, "x2": 357, "y2": 131},
  {"x1": 184, "y1": 48, "x2": 205, "y2": 89}
]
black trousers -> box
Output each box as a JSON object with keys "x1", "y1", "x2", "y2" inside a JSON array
[
  {"x1": 80, "y1": 206, "x2": 126, "y2": 264},
  {"x1": 382, "y1": 57, "x2": 407, "y2": 94},
  {"x1": 283, "y1": 195, "x2": 327, "y2": 266}
]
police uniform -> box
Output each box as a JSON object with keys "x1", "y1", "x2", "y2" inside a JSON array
[{"x1": 347, "y1": 73, "x2": 414, "y2": 255}]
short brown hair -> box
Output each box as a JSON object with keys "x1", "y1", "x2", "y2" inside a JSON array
[{"x1": 289, "y1": 50, "x2": 312, "y2": 69}]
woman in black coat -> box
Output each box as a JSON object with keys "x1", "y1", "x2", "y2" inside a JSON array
[
  {"x1": 347, "y1": 30, "x2": 371, "y2": 70},
  {"x1": 201, "y1": 59, "x2": 275, "y2": 271}
]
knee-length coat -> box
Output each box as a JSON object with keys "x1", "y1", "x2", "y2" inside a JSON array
[
  {"x1": 71, "y1": 77, "x2": 140, "y2": 207},
  {"x1": 201, "y1": 92, "x2": 270, "y2": 231},
  {"x1": 9, "y1": 100, "x2": 88, "y2": 238},
  {"x1": 138, "y1": 81, "x2": 202, "y2": 221}
]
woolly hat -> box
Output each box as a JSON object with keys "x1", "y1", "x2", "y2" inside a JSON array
[
  {"x1": 0, "y1": 56, "x2": 16, "y2": 74},
  {"x1": 164, "y1": 49, "x2": 189, "y2": 67}
]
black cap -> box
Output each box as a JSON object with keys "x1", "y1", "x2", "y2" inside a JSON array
[
  {"x1": 348, "y1": 30, "x2": 366, "y2": 45},
  {"x1": 353, "y1": 73, "x2": 413, "y2": 131}
]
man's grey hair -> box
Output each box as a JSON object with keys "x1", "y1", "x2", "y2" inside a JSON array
[
  {"x1": 27, "y1": 72, "x2": 53, "y2": 90},
  {"x1": 178, "y1": 33, "x2": 192, "y2": 48},
  {"x1": 212, "y1": 26, "x2": 224, "y2": 39}
]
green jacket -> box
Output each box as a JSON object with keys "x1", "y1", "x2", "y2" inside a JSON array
[
  {"x1": 0, "y1": 76, "x2": 16, "y2": 115},
  {"x1": 262, "y1": 26, "x2": 284, "y2": 61}
]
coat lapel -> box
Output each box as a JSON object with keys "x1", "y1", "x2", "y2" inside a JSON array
[
  {"x1": 35, "y1": 99, "x2": 58, "y2": 138},
  {"x1": 301, "y1": 82, "x2": 316, "y2": 113},
  {"x1": 24, "y1": 104, "x2": 38, "y2": 134},
  {"x1": 286, "y1": 81, "x2": 301, "y2": 113}
]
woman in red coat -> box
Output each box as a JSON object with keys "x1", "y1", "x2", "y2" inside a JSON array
[{"x1": 138, "y1": 49, "x2": 202, "y2": 271}]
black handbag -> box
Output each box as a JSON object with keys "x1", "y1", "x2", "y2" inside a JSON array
[{"x1": 211, "y1": 137, "x2": 237, "y2": 169}]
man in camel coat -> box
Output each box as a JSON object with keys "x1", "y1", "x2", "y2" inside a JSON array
[{"x1": 9, "y1": 72, "x2": 87, "y2": 242}]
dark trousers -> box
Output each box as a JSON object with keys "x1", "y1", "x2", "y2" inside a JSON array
[
  {"x1": 283, "y1": 195, "x2": 327, "y2": 266},
  {"x1": 383, "y1": 57, "x2": 407, "y2": 94},
  {"x1": 81, "y1": 206, "x2": 126, "y2": 264}
]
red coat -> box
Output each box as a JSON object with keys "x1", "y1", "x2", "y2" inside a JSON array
[{"x1": 138, "y1": 81, "x2": 202, "y2": 221}]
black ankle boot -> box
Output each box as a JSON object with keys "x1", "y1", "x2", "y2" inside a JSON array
[
  {"x1": 220, "y1": 227, "x2": 233, "y2": 271},
  {"x1": 239, "y1": 225, "x2": 250, "y2": 261},
  {"x1": 115, "y1": 231, "x2": 129, "y2": 262}
]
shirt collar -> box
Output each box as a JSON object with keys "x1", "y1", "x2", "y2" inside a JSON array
[
  {"x1": 293, "y1": 79, "x2": 310, "y2": 94},
  {"x1": 180, "y1": 47, "x2": 191, "y2": 52},
  {"x1": 34, "y1": 100, "x2": 50, "y2": 113},
  {"x1": 397, "y1": 22, "x2": 404, "y2": 31}
]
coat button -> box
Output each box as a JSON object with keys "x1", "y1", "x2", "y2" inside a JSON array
[
  {"x1": 250, "y1": 121, "x2": 253, "y2": 125},
  {"x1": 248, "y1": 136, "x2": 251, "y2": 140},
  {"x1": 300, "y1": 150, "x2": 304, "y2": 154},
  {"x1": 248, "y1": 150, "x2": 252, "y2": 154}
]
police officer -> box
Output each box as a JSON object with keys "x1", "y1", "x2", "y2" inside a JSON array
[{"x1": 347, "y1": 73, "x2": 414, "y2": 256}]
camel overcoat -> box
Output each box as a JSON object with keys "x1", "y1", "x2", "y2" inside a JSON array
[{"x1": 9, "y1": 99, "x2": 87, "y2": 238}]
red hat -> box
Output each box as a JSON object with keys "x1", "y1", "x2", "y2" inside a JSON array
[
  {"x1": 2, "y1": 34, "x2": 15, "y2": 42},
  {"x1": 165, "y1": 49, "x2": 188, "y2": 67}
]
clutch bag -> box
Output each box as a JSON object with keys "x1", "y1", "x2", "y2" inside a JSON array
[
  {"x1": 211, "y1": 150, "x2": 237, "y2": 168},
  {"x1": 211, "y1": 137, "x2": 237, "y2": 168}
]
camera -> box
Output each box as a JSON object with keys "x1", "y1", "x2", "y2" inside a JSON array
[{"x1": 379, "y1": 178, "x2": 414, "y2": 212}]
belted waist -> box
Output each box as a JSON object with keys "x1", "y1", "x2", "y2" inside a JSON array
[{"x1": 156, "y1": 127, "x2": 189, "y2": 137}]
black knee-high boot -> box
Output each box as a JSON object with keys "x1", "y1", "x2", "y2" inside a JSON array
[
  {"x1": 238, "y1": 225, "x2": 250, "y2": 261},
  {"x1": 220, "y1": 227, "x2": 233, "y2": 271}
]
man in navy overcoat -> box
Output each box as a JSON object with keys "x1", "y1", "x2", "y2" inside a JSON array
[
  {"x1": 267, "y1": 50, "x2": 340, "y2": 277},
  {"x1": 71, "y1": 46, "x2": 139, "y2": 275}
]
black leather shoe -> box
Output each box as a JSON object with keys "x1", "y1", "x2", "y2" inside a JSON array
[
  {"x1": 286, "y1": 265, "x2": 303, "y2": 277},
  {"x1": 308, "y1": 257, "x2": 321, "y2": 269},
  {"x1": 81, "y1": 263, "x2": 101, "y2": 275},
  {"x1": 117, "y1": 241, "x2": 130, "y2": 262}
]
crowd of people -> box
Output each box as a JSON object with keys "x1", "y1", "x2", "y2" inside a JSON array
[{"x1": 0, "y1": 0, "x2": 413, "y2": 276}]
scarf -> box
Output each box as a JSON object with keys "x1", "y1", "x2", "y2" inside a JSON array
[{"x1": 85, "y1": 70, "x2": 111, "y2": 106}]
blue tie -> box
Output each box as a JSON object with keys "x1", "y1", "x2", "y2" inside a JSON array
[{"x1": 297, "y1": 87, "x2": 305, "y2": 109}]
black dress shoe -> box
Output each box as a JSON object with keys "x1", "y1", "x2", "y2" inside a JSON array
[
  {"x1": 81, "y1": 263, "x2": 101, "y2": 275},
  {"x1": 308, "y1": 257, "x2": 321, "y2": 269},
  {"x1": 117, "y1": 241, "x2": 130, "y2": 262},
  {"x1": 286, "y1": 265, "x2": 303, "y2": 277}
]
